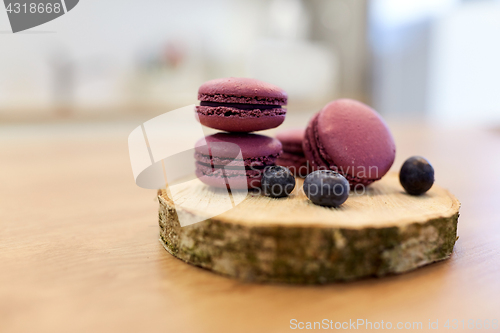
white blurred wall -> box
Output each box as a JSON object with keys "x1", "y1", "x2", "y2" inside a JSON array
[
  {"x1": 0, "y1": 0, "x2": 339, "y2": 120},
  {"x1": 0, "y1": 0, "x2": 249, "y2": 116},
  {"x1": 370, "y1": 0, "x2": 500, "y2": 126},
  {"x1": 428, "y1": 1, "x2": 500, "y2": 126}
]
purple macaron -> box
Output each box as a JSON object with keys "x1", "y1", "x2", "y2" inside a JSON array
[
  {"x1": 196, "y1": 77, "x2": 287, "y2": 132},
  {"x1": 275, "y1": 128, "x2": 311, "y2": 177},
  {"x1": 195, "y1": 132, "x2": 282, "y2": 189},
  {"x1": 303, "y1": 99, "x2": 396, "y2": 187}
]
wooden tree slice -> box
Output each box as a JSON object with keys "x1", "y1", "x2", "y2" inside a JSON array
[{"x1": 158, "y1": 173, "x2": 460, "y2": 284}]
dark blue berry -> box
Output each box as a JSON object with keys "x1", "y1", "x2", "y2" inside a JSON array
[
  {"x1": 303, "y1": 170, "x2": 349, "y2": 207},
  {"x1": 399, "y1": 156, "x2": 434, "y2": 195},
  {"x1": 261, "y1": 166, "x2": 296, "y2": 198}
]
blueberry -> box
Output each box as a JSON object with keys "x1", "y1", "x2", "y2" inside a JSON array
[
  {"x1": 261, "y1": 166, "x2": 296, "y2": 198},
  {"x1": 303, "y1": 170, "x2": 349, "y2": 207},
  {"x1": 399, "y1": 156, "x2": 434, "y2": 195}
]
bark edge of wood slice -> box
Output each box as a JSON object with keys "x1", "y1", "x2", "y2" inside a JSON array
[{"x1": 158, "y1": 173, "x2": 460, "y2": 284}]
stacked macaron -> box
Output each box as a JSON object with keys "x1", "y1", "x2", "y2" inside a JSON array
[
  {"x1": 275, "y1": 128, "x2": 311, "y2": 178},
  {"x1": 303, "y1": 99, "x2": 396, "y2": 188},
  {"x1": 194, "y1": 77, "x2": 287, "y2": 189}
]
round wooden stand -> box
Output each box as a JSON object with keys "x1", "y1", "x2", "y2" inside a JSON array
[{"x1": 158, "y1": 173, "x2": 459, "y2": 284}]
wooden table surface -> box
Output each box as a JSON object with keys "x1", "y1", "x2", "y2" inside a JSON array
[{"x1": 1, "y1": 117, "x2": 499, "y2": 333}]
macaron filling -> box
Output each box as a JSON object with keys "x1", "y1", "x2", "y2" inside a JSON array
[
  {"x1": 196, "y1": 103, "x2": 286, "y2": 119},
  {"x1": 200, "y1": 101, "x2": 282, "y2": 110},
  {"x1": 198, "y1": 93, "x2": 287, "y2": 105}
]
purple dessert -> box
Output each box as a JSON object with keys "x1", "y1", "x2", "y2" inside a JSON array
[
  {"x1": 303, "y1": 99, "x2": 396, "y2": 186},
  {"x1": 275, "y1": 128, "x2": 311, "y2": 177},
  {"x1": 196, "y1": 77, "x2": 287, "y2": 132},
  {"x1": 195, "y1": 132, "x2": 282, "y2": 189}
]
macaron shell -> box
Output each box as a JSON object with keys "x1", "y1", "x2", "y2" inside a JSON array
[
  {"x1": 277, "y1": 152, "x2": 307, "y2": 164},
  {"x1": 303, "y1": 113, "x2": 327, "y2": 170},
  {"x1": 198, "y1": 77, "x2": 287, "y2": 105},
  {"x1": 276, "y1": 128, "x2": 305, "y2": 153},
  {"x1": 315, "y1": 99, "x2": 396, "y2": 182},
  {"x1": 195, "y1": 163, "x2": 263, "y2": 189},
  {"x1": 194, "y1": 152, "x2": 278, "y2": 169},
  {"x1": 196, "y1": 110, "x2": 285, "y2": 132},
  {"x1": 276, "y1": 152, "x2": 310, "y2": 178},
  {"x1": 306, "y1": 113, "x2": 375, "y2": 186},
  {"x1": 195, "y1": 133, "x2": 282, "y2": 159}
]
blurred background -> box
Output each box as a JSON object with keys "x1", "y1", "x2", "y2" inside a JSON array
[{"x1": 1, "y1": 0, "x2": 499, "y2": 126}]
